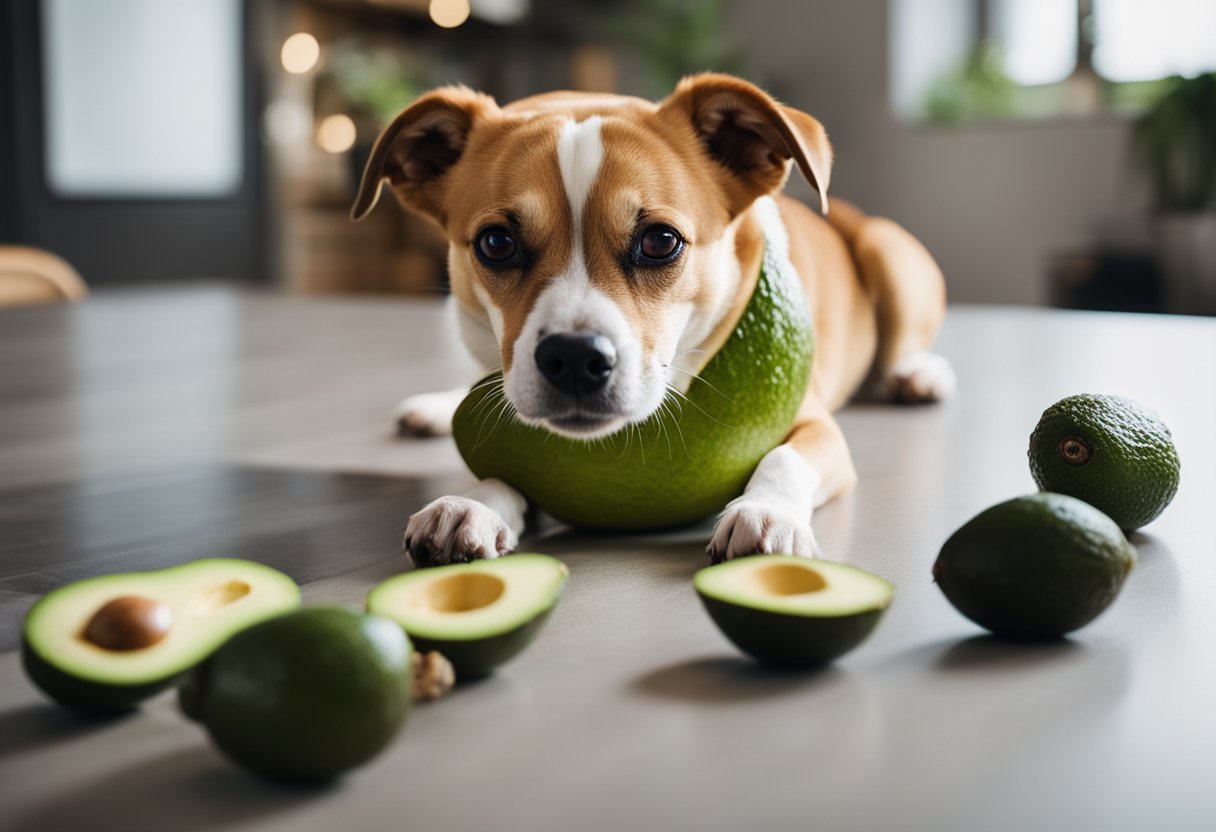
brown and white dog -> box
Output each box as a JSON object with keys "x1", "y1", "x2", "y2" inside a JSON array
[{"x1": 352, "y1": 74, "x2": 954, "y2": 566}]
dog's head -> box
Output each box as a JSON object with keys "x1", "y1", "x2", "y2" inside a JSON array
[{"x1": 354, "y1": 74, "x2": 831, "y2": 439}]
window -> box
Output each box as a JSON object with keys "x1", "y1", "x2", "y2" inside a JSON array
[
  {"x1": 43, "y1": 0, "x2": 243, "y2": 197},
  {"x1": 1093, "y1": 0, "x2": 1216, "y2": 83},
  {"x1": 992, "y1": 0, "x2": 1076, "y2": 87},
  {"x1": 891, "y1": 0, "x2": 1216, "y2": 123}
]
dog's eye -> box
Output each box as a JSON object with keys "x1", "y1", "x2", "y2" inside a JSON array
[
  {"x1": 636, "y1": 225, "x2": 683, "y2": 264},
  {"x1": 475, "y1": 226, "x2": 518, "y2": 266}
]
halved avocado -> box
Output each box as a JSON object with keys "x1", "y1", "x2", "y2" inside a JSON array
[
  {"x1": 23, "y1": 558, "x2": 301, "y2": 713},
  {"x1": 694, "y1": 555, "x2": 893, "y2": 667},
  {"x1": 366, "y1": 554, "x2": 567, "y2": 679}
]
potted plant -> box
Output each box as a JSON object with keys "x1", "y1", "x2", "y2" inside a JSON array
[{"x1": 1132, "y1": 72, "x2": 1216, "y2": 314}]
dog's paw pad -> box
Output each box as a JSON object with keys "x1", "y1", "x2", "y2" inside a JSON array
[
  {"x1": 886, "y1": 350, "x2": 956, "y2": 404},
  {"x1": 404, "y1": 496, "x2": 516, "y2": 566},
  {"x1": 395, "y1": 391, "x2": 461, "y2": 437},
  {"x1": 706, "y1": 501, "x2": 819, "y2": 564}
]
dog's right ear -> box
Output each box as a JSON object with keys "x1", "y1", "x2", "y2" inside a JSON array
[{"x1": 351, "y1": 86, "x2": 498, "y2": 224}]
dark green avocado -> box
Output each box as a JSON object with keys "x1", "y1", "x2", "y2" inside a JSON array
[
  {"x1": 694, "y1": 555, "x2": 893, "y2": 667},
  {"x1": 934, "y1": 493, "x2": 1136, "y2": 640},
  {"x1": 179, "y1": 606, "x2": 413, "y2": 782},
  {"x1": 22, "y1": 559, "x2": 301, "y2": 713},
  {"x1": 1028, "y1": 393, "x2": 1180, "y2": 530},
  {"x1": 366, "y1": 554, "x2": 568, "y2": 679}
]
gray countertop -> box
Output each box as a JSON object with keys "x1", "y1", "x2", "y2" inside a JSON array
[{"x1": 1, "y1": 287, "x2": 1213, "y2": 832}]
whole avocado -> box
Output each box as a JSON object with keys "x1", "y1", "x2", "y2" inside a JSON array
[
  {"x1": 179, "y1": 607, "x2": 412, "y2": 782},
  {"x1": 933, "y1": 493, "x2": 1136, "y2": 640},
  {"x1": 1028, "y1": 393, "x2": 1180, "y2": 530}
]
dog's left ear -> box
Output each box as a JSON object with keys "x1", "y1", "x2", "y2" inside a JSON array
[{"x1": 658, "y1": 73, "x2": 832, "y2": 215}]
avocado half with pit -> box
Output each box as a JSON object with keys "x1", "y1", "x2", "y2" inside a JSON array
[
  {"x1": 23, "y1": 558, "x2": 301, "y2": 713},
  {"x1": 695, "y1": 555, "x2": 894, "y2": 667},
  {"x1": 367, "y1": 554, "x2": 567, "y2": 679}
]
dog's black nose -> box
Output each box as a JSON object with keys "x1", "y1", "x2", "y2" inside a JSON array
[{"x1": 534, "y1": 332, "x2": 616, "y2": 396}]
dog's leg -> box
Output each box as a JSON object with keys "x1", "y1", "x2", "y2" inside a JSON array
[
  {"x1": 395, "y1": 387, "x2": 467, "y2": 437},
  {"x1": 851, "y1": 216, "x2": 955, "y2": 403},
  {"x1": 404, "y1": 478, "x2": 527, "y2": 566},
  {"x1": 707, "y1": 405, "x2": 856, "y2": 563}
]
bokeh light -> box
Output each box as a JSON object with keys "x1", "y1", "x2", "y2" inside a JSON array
[
  {"x1": 429, "y1": 0, "x2": 470, "y2": 29},
  {"x1": 280, "y1": 32, "x2": 320, "y2": 74},
  {"x1": 316, "y1": 114, "x2": 356, "y2": 153}
]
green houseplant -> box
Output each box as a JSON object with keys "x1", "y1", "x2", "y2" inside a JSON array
[{"x1": 1132, "y1": 72, "x2": 1216, "y2": 313}]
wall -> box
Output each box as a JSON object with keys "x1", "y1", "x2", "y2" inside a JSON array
[{"x1": 723, "y1": 0, "x2": 1151, "y2": 306}]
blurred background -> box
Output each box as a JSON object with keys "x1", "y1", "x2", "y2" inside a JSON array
[{"x1": 1, "y1": 0, "x2": 1214, "y2": 313}]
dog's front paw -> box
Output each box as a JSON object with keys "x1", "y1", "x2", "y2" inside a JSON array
[
  {"x1": 404, "y1": 496, "x2": 517, "y2": 566},
  {"x1": 395, "y1": 389, "x2": 464, "y2": 437},
  {"x1": 707, "y1": 500, "x2": 820, "y2": 564},
  {"x1": 886, "y1": 350, "x2": 956, "y2": 404}
]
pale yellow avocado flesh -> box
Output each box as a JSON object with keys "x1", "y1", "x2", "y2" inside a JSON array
[{"x1": 695, "y1": 555, "x2": 893, "y2": 617}]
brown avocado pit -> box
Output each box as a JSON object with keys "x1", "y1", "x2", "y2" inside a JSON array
[{"x1": 83, "y1": 596, "x2": 173, "y2": 651}]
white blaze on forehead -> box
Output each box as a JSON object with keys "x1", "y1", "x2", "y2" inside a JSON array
[{"x1": 556, "y1": 116, "x2": 604, "y2": 247}]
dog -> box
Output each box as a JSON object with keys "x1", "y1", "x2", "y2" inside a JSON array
[{"x1": 351, "y1": 73, "x2": 954, "y2": 566}]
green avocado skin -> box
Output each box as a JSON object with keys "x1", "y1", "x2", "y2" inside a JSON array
[
  {"x1": 179, "y1": 607, "x2": 412, "y2": 783},
  {"x1": 407, "y1": 607, "x2": 556, "y2": 679},
  {"x1": 697, "y1": 595, "x2": 887, "y2": 667},
  {"x1": 21, "y1": 640, "x2": 177, "y2": 714},
  {"x1": 933, "y1": 493, "x2": 1136, "y2": 640},
  {"x1": 1028, "y1": 394, "x2": 1180, "y2": 530},
  {"x1": 452, "y1": 240, "x2": 813, "y2": 531}
]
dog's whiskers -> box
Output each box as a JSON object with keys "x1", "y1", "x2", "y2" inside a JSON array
[
  {"x1": 662, "y1": 364, "x2": 734, "y2": 403},
  {"x1": 664, "y1": 383, "x2": 736, "y2": 429},
  {"x1": 657, "y1": 397, "x2": 689, "y2": 457}
]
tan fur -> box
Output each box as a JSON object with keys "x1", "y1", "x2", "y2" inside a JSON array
[{"x1": 355, "y1": 74, "x2": 947, "y2": 513}]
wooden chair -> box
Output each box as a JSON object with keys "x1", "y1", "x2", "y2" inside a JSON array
[{"x1": 0, "y1": 245, "x2": 88, "y2": 307}]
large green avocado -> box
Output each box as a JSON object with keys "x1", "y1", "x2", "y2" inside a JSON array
[
  {"x1": 22, "y1": 559, "x2": 301, "y2": 713},
  {"x1": 367, "y1": 554, "x2": 568, "y2": 679},
  {"x1": 452, "y1": 207, "x2": 814, "y2": 531},
  {"x1": 180, "y1": 606, "x2": 413, "y2": 782},
  {"x1": 694, "y1": 555, "x2": 893, "y2": 667}
]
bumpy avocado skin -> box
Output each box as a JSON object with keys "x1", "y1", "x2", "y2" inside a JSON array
[
  {"x1": 1029, "y1": 394, "x2": 1180, "y2": 530},
  {"x1": 180, "y1": 607, "x2": 412, "y2": 782},
  {"x1": 21, "y1": 640, "x2": 176, "y2": 714},
  {"x1": 934, "y1": 493, "x2": 1136, "y2": 640},
  {"x1": 407, "y1": 607, "x2": 557, "y2": 679},
  {"x1": 697, "y1": 596, "x2": 887, "y2": 667},
  {"x1": 452, "y1": 239, "x2": 814, "y2": 531}
]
